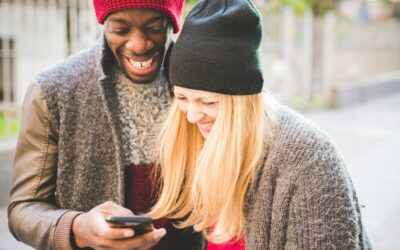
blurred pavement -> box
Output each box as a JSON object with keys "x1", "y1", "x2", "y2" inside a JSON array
[
  {"x1": 0, "y1": 93, "x2": 399, "y2": 249},
  {"x1": 307, "y1": 93, "x2": 400, "y2": 249}
]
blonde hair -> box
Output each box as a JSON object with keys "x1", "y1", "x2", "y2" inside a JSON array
[{"x1": 149, "y1": 93, "x2": 274, "y2": 243}]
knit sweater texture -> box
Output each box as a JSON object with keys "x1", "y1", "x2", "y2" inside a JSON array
[
  {"x1": 113, "y1": 68, "x2": 172, "y2": 165},
  {"x1": 242, "y1": 105, "x2": 371, "y2": 249}
]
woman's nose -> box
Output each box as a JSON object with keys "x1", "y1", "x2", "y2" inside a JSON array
[
  {"x1": 186, "y1": 104, "x2": 204, "y2": 124},
  {"x1": 125, "y1": 30, "x2": 154, "y2": 55}
]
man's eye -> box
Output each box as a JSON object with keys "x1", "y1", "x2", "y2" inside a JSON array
[
  {"x1": 113, "y1": 28, "x2": 129, "y2": 35},
  {"x1": 147, "y1": 26, "x2": 164, "y2": 34}
]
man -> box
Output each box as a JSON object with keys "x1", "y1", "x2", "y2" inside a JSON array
[{"x1": 8, "y1": 1, "x2": 201, "y2": 249}]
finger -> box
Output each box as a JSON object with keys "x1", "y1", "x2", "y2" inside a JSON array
[
  {"x1": 152, "y1": 228, "x2": 167, "y2": 244},
  {"x1": 97, "y1": 227, "x2": 135, "y2": 240},
  {"x1": 93, "y1": 238, "x2": 119, "y2": 250},
  {"x1": 126, "y1": 228, "x2": 167, "y2": 250},
  {"x1": 100, "y1": 201, "x2": 134, "y2": 216}
]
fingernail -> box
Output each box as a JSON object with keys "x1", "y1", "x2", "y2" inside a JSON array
[
  {"x1": 153, "y1": 232, "x2": 161, "y2": 241},
  {"x1": 153, "y1": 229, "x2": 166, "y2": 241},
  {"x1": 124, "y1": 230, "x2": 134, "y2": 237}
]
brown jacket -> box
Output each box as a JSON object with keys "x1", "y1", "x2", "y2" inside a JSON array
[
  {"x1": 8, "y1": 37, "x2": 128, "y2": 250},
  {"x1": 8, "y1": 81, "x2": 82, "y2": 249}
]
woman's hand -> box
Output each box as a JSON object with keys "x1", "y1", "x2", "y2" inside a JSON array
[{"x1": 72, "y1": 201, "x2": 166, "y2": 250}]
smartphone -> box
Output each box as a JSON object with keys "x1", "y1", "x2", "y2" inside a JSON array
[{"x1": 105, "y1": 215, "x2": 154, "y2": 236}]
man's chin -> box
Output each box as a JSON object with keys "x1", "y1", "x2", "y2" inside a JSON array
[{"x1": 123, "y1": 71, "x2": 159, "y2": 84}]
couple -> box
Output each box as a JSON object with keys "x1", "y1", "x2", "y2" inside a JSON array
[{"x1": 8, "y1": 0, "x2": 370, "y2": 249}]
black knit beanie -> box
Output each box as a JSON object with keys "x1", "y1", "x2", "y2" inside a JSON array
[{"x1": 169, "y1": 0, "x2": 263, "y2": 95}]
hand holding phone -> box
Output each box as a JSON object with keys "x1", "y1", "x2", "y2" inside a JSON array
[
  {"x1": 72, "y1": 202, "x2": 165, "y2": 249},
  {"x1": 105, "y1": 215, "x2": 154, "y2": 236}
]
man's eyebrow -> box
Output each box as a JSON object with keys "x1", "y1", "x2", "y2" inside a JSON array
[
  {"x1": 145, "y1": 15, "x2": 167, "y2": 25},
  {"x1": 108, "y1": 14, "x2": 166, "y2": 25},
  {"x1": 107, "y1": 18, "x2": 130, "y2": 25}
]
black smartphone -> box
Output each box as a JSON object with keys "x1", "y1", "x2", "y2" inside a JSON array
[{"x1": 105, "y1": 215, "x2": 154, "y2": 236}]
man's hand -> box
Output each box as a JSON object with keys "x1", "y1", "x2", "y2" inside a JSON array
[{"x1": 72, "y1": 201, "x2": 166, "y2": 250}]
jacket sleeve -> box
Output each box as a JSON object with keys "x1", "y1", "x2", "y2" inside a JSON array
[
  {"x1": 8, "y1": 81, "x2": 81, "y2": 250},
  {"x1": 286, "y1": 139, "x2": 371, "y2": 249}
]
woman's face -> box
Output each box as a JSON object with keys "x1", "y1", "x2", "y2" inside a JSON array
[{"x1": 173, "y1": 86, "x2": 219, "y2": 138}]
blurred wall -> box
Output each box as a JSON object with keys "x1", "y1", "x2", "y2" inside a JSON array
[{"x1": 0, "y1": 1, "x2": 99, "y2": 106}]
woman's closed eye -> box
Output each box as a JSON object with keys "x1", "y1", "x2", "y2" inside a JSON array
[
  {"x1": 203, "y1": 101, "x2": 218, "y2": 107},
  {"x1": 176, "y1": 96, "x2": 187, "y2": 102}
]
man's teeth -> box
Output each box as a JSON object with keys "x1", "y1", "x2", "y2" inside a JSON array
[{"x1": 129, "y1": 58, "x2": 153, "y2": 69}]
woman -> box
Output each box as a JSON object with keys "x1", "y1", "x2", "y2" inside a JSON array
[{"x1": 149, "y1": 0, "x2": 371, "y2": 249}]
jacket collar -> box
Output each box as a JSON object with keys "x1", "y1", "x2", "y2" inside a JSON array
[{"x1": 92, "y1": 34, "x2": 115, "y2": 80}]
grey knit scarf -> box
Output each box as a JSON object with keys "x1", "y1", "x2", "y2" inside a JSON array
[{"x1": 112, "y1": 68, "x2": 172, "y2": 165}]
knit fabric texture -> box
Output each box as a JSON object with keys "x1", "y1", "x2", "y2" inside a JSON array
[
  {"x1": 113, "y1": 67, "x2": 172, "y2": 165},
  {"x1": 243, "y1": 104, "x2": 371, "y2": 249},
  {"x1": 92, "y1": 0, "x2": 184, "y2": 33},
  {"x1": 169, "y1": 0, "x2": 263, "y2": 95}
]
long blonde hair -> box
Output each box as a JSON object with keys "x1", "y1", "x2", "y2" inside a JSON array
[{"x1": 149, "y1": 93, "x2": 274, "y2": 243}]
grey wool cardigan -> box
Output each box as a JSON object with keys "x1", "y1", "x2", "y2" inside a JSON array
[
  {"x1": 10, "y1": 34, "x2": 370, "y2": 249},
  {"x1": 243, "y1": 105, "x2": 371, "y2": 249}
]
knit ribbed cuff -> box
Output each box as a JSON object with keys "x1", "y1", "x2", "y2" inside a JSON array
[{"x1": 54, "y1": 211, "x2": 83, "y2": 250}]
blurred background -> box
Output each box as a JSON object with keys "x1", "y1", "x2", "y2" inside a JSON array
[{"x1": 0, "y1": 0, "x2": 399, "y2": 249}]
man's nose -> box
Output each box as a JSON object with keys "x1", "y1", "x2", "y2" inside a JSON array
[
  {"x1": 125, "y1": 29, "x2": 154, "y2": 55},
  {"x1": 186, "y1": 104, "x2": 203, "y2": 124}
]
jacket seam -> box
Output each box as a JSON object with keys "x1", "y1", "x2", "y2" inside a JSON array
[{"x1": 32, "y1": 83, "x2": 52, "y2": 199}]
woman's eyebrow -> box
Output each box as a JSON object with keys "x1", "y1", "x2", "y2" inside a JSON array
[
  {"x1": 174, "y1": 92, "x2": 218, "y2": 100},
  {"x1": 198, "y1": 95, "x2": 218, "y2": 100}
]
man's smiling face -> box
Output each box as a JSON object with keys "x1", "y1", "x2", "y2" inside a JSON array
[{"x1": 104, "y1": 9, "x2": 172, "y2": 83}]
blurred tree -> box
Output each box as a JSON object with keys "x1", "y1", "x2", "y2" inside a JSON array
[
  {"x1": 186, "y1": 0, "x2": 199, "y2": 5},
  {"x1": 185, "y1": 0, "x2": 342, "y2": 17},
  {"x1": 183, "y1": 0, "x2": 198, "y2": 16},
  {"x1": 381, "y1": 0, "x2": 400, "y2": 20},
  {"x1": 276, "y1": 0, "x2": 342, "y2": 16}
]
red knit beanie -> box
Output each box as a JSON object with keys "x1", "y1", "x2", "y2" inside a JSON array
[{"x1": 93, "y1": 0, "x2": 184, "y2": 33}]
